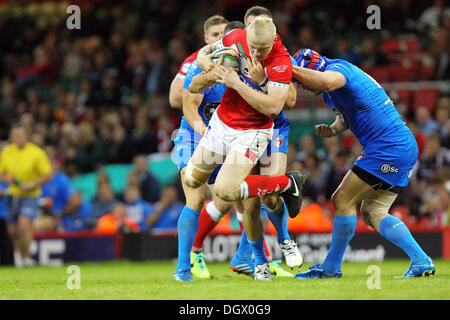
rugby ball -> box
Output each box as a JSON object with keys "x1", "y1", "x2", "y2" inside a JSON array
[{"x1": 212, "y1": 47, "x2": 240, "y2": 69}]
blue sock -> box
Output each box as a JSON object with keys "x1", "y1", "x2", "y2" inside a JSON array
[
  {"x1": 176, "y1": 206, "x2": 200, "y2": 272},
  {"x1": 266, "y1": 200, "x2": 290, "y2": 244},
  {"x1": 248, "y1": 236, "x2": 268, "y2": 266},
  {"x1": 235, "y1": 228, "x2": 253, "y2": 261},
  {"x1": 379, "y1": 215, "x2": 429, "y2": 264},
  {"x1": 234, "y1": 208, "x2": 268, "y2": 262},
  {"x1": 322, "y1": 215, "x2": 357, "y2": 274}
]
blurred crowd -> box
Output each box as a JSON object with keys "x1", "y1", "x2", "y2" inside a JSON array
[{"x1": 0, "y1": 0, "x2": 448, "y2": 231}]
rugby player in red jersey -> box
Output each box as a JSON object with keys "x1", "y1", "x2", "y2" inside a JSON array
[{"x1": 184, "y1": 17, "x2": 305, "y2": 280}]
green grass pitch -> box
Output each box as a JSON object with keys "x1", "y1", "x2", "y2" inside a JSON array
[{"x1": 0, "y1": 259, "x2": 449, "y2": 300}]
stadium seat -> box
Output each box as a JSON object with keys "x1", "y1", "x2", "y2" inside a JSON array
[
  {"x1": 413, "y1": 88, "x2": 439, "y2": 113},
  {"x1": 391, "y1": 205, "x2": 416, "y2": 228},
  {"x1": 367, "y1": 66, "x2": 392, "y2": 83},
  {"x1": 382, "y1": 37, "x2": 421, "y2": 54},
  {"x1": 390, "y1": 67, "x2": 413, "y2": 82},
  {"x1": 395, "y1": 89, "x2": 413, "y2": 111}
]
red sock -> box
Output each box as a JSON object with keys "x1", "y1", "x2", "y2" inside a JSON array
[
  {"x1": 241, "y1": 175, "x2": 290, "y2": 199},
  {"x1": 192, "y1": 203, "x2": 219, "y2": 252},
  {"x1": 263, "y1": 238, "x2": 272, "y2": 262}
]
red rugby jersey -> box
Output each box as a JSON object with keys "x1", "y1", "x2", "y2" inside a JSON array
[
  {"x1": 176, "y1": 50, "x2": 199, "y2": 79},
  {"x1": 215, "y1": 29, "x2": 292, "y2": 130}
]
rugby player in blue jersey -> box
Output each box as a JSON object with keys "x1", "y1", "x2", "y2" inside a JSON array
[{"x1": 292, "y1": 49, "x2": 435, "y2": 279}]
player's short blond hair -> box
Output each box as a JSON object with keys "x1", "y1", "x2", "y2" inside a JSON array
[
  {"x1": 203, "y1": 15, "x2": 228, "y2": 34},
  {"x1": 247, "y1": 17, "x2": 276, "y2": 41}
]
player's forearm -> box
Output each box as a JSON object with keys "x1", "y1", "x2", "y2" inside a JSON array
[
  {"x1": 292, "y1": 66, "x2": 331, "y2": 91},
  {"x1": 284, "y1": 82, "x2": 297, "y2": 109},
  {"x1": 182, "y1": 91, "x2": 207, "y2": 135},
  {"x1": 169, "y1": 77, "x2": 184, "y2": 109},
  {"x1": 183, "y1": 109, "x2": 207, "y2": 135},
  {"x1": 189, "y1": 72, "x2": 216, "y2": 93},
  {"x1": 234, "y1": 82, "x2": 285, "y2": 118}
]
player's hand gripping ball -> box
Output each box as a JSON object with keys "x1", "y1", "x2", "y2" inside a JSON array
[{"x1": 212, "y1": 47, "x2": 240, "y2": 69}]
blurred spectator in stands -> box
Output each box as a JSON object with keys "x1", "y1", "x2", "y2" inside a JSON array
[
  {"x1": 430, "y1": 26, "x2": 449, "y2": 80},
  {"x1": 321, "y1": 136, "x2": 340, "y2": 164},
  {"x1": 132, "y1": 154, "x2": 161, "y2": 204},
  {"x1": 96, "y1": 203, "x2": 139, "y2": 234},
  {"x1": 334, "y1": 39, "x2": 359, "y2": 65},
  {"x1": 415, "y1": 106, "x2": 439, "y2": 136},
  {"x1": 359, "y1": 39, "x2": 390, "y2": 69},
  {"x1": 420, "y1": 168, "x2": 450, "y2": 226},
  {"x1": 124, "y1": 184, "x2": 152, "y2": 232},
  {"x1": 295, "y1": 26, "x2": 316, "y2": 51},
  {"x1": 109, "y1": 32, "x2": 127, "y2": 78},
  {"x1": 324, "y1": 149, "x2": 352, "y2": 200},
  {"x1": 147, "y1": 185, "x2": 183, "y2": 230},
  {"x1": 296, "y1": 134, "x2": 325, "y2": 162},
  {"x1": 407, "y1": 121, "x2": 427, "y2": 158},
  {"x1": 130, "y1": 110, "x2": 158, "y2": 155},
  {"x1": 435, "y1": 99, "x2": 450, "y2": 147},
  {"x1": 417, "y1": 0, "x2": 450, "y2": 37},
  {"x1": 96, "y1": 170, "x2": 111, "y2": 189},
  {"x1": 302, "y1": 153, "x2": 332, "y2": 203},
  {"x1": 90, "y1": 182, "x2": 119, "y2": 227},
  {"x1": 75, "y1": 122, "x2": 105, "y2": 172},
  {"x1": 145, "y1": 40, "x2": 171, "y2": 94},
  {"x1": 0, "y1": 79, "x2": 19, "y2": 139},
  {"x1": 108, "y1": 124, "x2": 135, "y2": 164},
  {"x1": 155, "y1": 113, "x2": 175, "y2": 152},
  {"x1": 77, "y1": 77, "x2": 97, "y2": 109},
  {"x1": 417, "y1": 132, "x2": 450, "y2": 181},
  {"x1": 286, "y1": 144, "x2": 299, "y2": 169},
  {"x1": 60, "y1": 39, "x2": 83, "y2": 81},
  {"x1": 97, "y1": 71, "x2": 121, "y2": 107},
  {"x1": 35, "y1": 145, "x2": 92, "y2": 232}
]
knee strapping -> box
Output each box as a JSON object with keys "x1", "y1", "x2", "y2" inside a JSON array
[
  {"x1": 185, "y1": 160, "x2": 214, "y2": 187},
  {"x1": 362, "y1": 192, "x2": 397, "y2": 228}
]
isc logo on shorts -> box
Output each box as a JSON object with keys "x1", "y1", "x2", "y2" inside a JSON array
[{"x1": 380, "y1": 163, "x2": 399, "y2": 173}]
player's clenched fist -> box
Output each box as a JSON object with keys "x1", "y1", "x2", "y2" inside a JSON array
[
  {"x1": 215, "y1": 66, "x2": 241, "y2": 90},
  {"x1": 315, "y1": 124, "x2": 337, "y2": 138},
  {"x1": 246, "y1": 58, "x2": 265, "y2": 84}
]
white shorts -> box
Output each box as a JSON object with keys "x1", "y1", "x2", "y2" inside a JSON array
[{"x1": 199, "y1": 112, "x2": 273, "y2": 164}]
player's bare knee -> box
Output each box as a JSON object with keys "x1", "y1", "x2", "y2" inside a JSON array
[
  {"x1": 262, "y1": 194, "x2": 280, "y2": 211},
  {"x1": 243, "y1": 201, "x2": 261, "y2": 219},
  {"x1": 331, "y1": 189, "x2": 351, "y2": 211},
  {"x1": 214, "y1": 184, "x2": 239, "y2": 202},
  {"x1": 185, "y1": 192, "x2": 207, "y2": 212}
]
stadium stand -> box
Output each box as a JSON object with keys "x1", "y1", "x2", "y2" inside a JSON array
[{"x1": 0, "y1": 0, "x2": 448, "y2": 252}]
